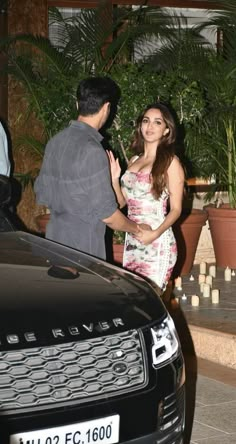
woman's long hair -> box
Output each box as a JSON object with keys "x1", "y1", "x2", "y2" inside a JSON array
[{"x1": 131, "y1": 102, "x2": 176, "y2": 199}]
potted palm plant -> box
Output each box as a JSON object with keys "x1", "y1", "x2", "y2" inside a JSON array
[{"x1": 190, "y1": 0, "x2": 236, "y2": 268}]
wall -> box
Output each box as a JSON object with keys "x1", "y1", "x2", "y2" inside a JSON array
[{"x1": 7, "y1": 0, "x2": 48, "y2": 230}]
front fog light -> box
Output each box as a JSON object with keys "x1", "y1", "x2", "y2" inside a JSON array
[{"x1": 151, "y1": 315, "x2": 179, "y2": 368}]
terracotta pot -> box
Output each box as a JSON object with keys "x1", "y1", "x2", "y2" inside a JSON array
[
  {"x1": 112, "y1": 243, "x2": 124, "y2": 265},
  {"x1": 35, "y1": 213, "x2": 50, "y2": 234},
  {"x1": 204, "y1": 204, "x2": 236, "y2": 268},
  {"x1": 173, "y1": 209, "x2": 208, "y2": 276}
]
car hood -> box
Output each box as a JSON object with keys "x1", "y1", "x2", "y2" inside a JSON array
[{"x1": 0, "y1": 232, "x2": 167, "y2": 349}]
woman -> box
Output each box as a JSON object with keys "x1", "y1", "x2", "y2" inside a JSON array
[{"x1": 108, "y1": 102, "x2": 185, "y2": 293}]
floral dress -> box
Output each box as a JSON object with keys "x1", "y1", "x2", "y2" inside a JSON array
[{"x1": 121, "y1": 170, "x2": 177, "y2": 292}]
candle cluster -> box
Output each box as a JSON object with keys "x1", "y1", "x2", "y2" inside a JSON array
[
  {"x1": 175, "y1": 262, "x2": 235, "y2": 307},
  {"x1": 196, "y1": 262, "x2": 219, "y2": 304}
]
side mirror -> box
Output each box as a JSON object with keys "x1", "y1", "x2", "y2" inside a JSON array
[{"x1": 0, "y1": 175, "x2": 11, "y2": 208}]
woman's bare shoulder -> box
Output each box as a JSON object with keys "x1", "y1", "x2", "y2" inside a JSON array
[
  {"x1": 168, "y1": 155, "x2": 185, "y2": 180},
  {"x1": 169, "y1": 155, "x2": 184, "y2": 169}
]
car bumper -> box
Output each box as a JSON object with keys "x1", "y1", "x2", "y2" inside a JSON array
[{"x1": 121, "y1": 422, "x2": 184, "y2": 444}]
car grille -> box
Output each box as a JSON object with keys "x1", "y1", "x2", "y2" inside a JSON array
[{"x1": 0, "y1": 329, "x2": 147, "y2": 412}]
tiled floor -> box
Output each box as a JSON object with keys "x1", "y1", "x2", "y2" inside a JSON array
[
  {"x1": 191, "y1": 360, "x2": 236, "y2": 444},
  {"x1": 162, "y1": 264, "x2": 236, "y2": 444}
]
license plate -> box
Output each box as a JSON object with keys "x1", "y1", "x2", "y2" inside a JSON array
[{"x1": 10, "y1": 414, "x2": 120, "y2": 444}]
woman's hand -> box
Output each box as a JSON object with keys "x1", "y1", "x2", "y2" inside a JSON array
[
  {"x1": 136, "y1": 226, "x2": 159, "y2": 245},
  {"x1": 106, "y1": 150, "x2": 121, "y2": 182}
]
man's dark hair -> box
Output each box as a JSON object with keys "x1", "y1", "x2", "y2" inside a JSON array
[{"x1": 76, "y1": 76, "x2": 120, "y2": 116}]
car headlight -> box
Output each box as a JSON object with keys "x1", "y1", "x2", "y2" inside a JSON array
[{"x1": 151, "y1": 315, "x2": 180, "y2": 368}]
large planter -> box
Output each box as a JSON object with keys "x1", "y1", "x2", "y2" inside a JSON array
[
  {"x1": 173, "y1": 209, "x2": 208, "y2": 276},
  {"x1": 112, "y1": 243, "x2": 124, "y2": 265},
  {"x1": 204, "y1": 204, "x2": 236, "y2": 268}
]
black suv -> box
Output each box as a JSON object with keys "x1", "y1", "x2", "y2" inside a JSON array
[{"x1": 0, "y1": 176, "x2": 185, "y2": 444}]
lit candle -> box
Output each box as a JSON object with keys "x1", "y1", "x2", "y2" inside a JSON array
[
  {"x1": 191, "y1": 295, "x2": 199, "y2": 307},
  {"x1": 175, "y1": 276, "x2": 182, "y2": 290},
  {"x1": 189, "y1": 274, "x2": 195, "y2": 281},
  {"x1": 198, "y1": 274, "x2": 206, "y2": 284},
  {"x1": 224, "y1": 266, "x2": 232, "y2": 281},
  {"x1": 205, "y1": 275, "x2": 213, "y2": 287},
  {"x1": 200, "y1": 261, "x2": 207, "y2": 275},
  {"x1": 175, "y1": 276, "x2": 182, "y2": 288},
  {"x1": 200, "y1": 282, "x2": 205, "y2": 293},
  {"x1": 203, "y1": 283, "x2": 210, "y2": 298},
  {"x1": 181, "y1": 293, "x2": 187, "y2": 301},
  {"x1": 209, "y1": 265, "x2": 216, "y2": 278},
  {"x1": 232, "y1": 270, "x2": 235, "y2": 277},
  {"x1": 211, "y1": 289, "x2": 220, "y2": 304}
]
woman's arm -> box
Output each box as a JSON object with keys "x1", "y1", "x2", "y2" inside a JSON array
[
  {"x1": 137, "y1": 156, "x2": 185, "y2": 245},
  {"x1": 106, "y1": 150, "x2": 127, "y2": 209}
]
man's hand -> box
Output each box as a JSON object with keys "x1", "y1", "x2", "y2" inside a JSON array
[
  {"x1": 136, "y1": 226, "x2": 158, "y2": 245},
  {"x1": 138, "y1": 223, "x2": 152, "y2": 231}
]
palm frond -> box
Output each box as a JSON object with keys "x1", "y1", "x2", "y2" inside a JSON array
[
  {"x1": 14, "y1": 171, "x2": 39, "y2": 189},
  {"x1": 15, "y1": 136, "x2": 46, "y2": 158},
  {"x1": 10, "y1": 34, "x2": 73, "y2": 74},
  {"x1": 144, "y1": 13, "x2": 212, "y2": 75}
]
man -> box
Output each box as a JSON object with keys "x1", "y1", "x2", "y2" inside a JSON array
[
  {"x1": 34, "y1": 76, "x2": 147, "y2": 259},
  {"x1": 0, "y1": 121, "x2": 10, "y2": 177}
]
